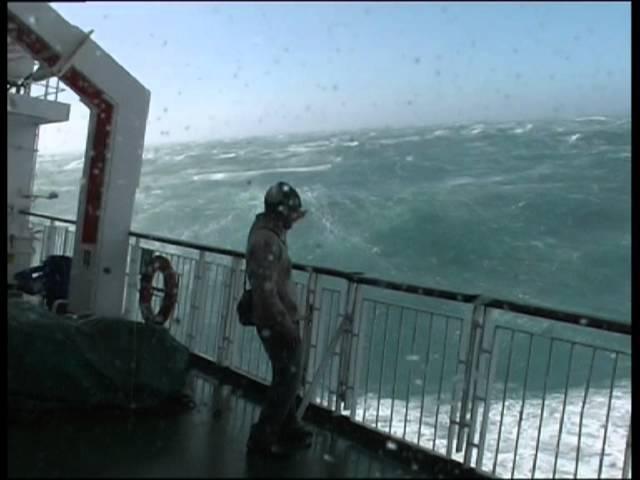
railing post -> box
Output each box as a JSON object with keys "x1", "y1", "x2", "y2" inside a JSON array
[
  {"x1": 62, "y1": 226, "x2": 72, "y2": 256},
  {"x1": 216, "y1": 257, "x2": 243, "y2": 367},
  {"x1": 123, "y1": 237, "x2": 141, "y2": 320},
  {"x1": 296, "y1": 314, "x2": 350, "y2": 421},
  {"x1": 186, "y1": 251, "x2": 208, "y2": 352},
  {"x1": 41, "y1": 219, "x2": 56, "y2": 262},
  {"x1": 463, "y1": 298, "x2": 492, "y2": 468},
  {"x1": 350, "y1": 294, "x2": 369, "y2": 423},
  {"x1": 300, "y1": 271, "x2": 319, "y2": 391},
  {"x1": 297, "y1": 280, "x2": 360, "y2": 421},
  {"x1": 38, "y1": 222, "x2": 47, "y2": 263},
  {"x1": 335, "y1": 281, "x2": 361, "y2": 414},
  {"x1": 448, "y1": 310, "x2": 470, "y2": 458},
  {"x1": 475, "y1": 322, "x2": 499, "y2": 471},
  {"x1": 451, "y1": 304, "x2": 479, "y2": 455},
  {"x1": 622, "y1": 421, "x2": 631, "y2": 479},
  {"x1": 451, "y1": 296, "x2": 490, "y2": 465}
]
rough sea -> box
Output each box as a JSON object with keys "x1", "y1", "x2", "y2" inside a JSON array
[
  {"x1": 35, "y1": 115, "x2": 631, "y2": 322},
  {"x1": 33, "y1": 116, "x2": 631, "y2": 478}
]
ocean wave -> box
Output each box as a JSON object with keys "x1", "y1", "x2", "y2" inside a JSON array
[
  {"x1": 377, "y1": 135, "x2": 422, "y2": 145},
  {"x1": 350, "y1": 381, "x2": 630, "y2": 479},
  {"x1": 443, "y1": 174, "x2": 506, "y2": 188},
  {"x1": 173, "y1": 152, "x2": 192, "y2": 161},
  {"x1": 286, "y1": 140, "x2": 334, "y2": 153},
  {"x1": 513, "y1": 123, "x2": 533, "y2": 134},
  {"x1": 568, "y1": 134, "x2": 582, "y2": 143},
  {"x1": 575, "y1": 116, "x2": 609, "y2": 122},
  {"x1": 216, "y1": 152, "x2": 238, "y2": 159},
  {"x1": 61, "y1": 159, "x2": 84, "y2": 170},
  {"x1": 444, "y1": 176, "x2": 476, "y2": 187},
  {"x1": 31, "y1": 123, "x2": 631, "y2": 322},
  {"x1": 613, "y1": 152, "x2": 631, "y2": 159},
  {"x1": 192, "y1": 163, "x2": 332, "y2": 181},
  {"x1": 464, "y1": 124, "x2": 485, "y2": 136},
  {"x1": 426, "y1": 129, "x2": 450, "y2": 138}
]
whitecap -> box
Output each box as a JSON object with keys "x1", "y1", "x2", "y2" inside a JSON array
[
  {"x1": 444, "y1": 176, "x2": 476, "y2": 187},
  {"x1": 575, "y1": 116, "x2": 608, "y2": 122},
  {"x1": 216, "y1": 152, "x2": 238, "y2": 159},
  {"x1": 286, "y1": 140, "x2": 333, "y2": 153},
  {"x1": 513, "y1": 123, "x2": 533, "y2": 134},
  {"x1": 193, "y1": 163, "x2": 332, "y2": 182},
  {"x1": 426, "y1": 129, "x2": 450, "y2": 138},
  {"x1": 377, "y1": 135, "x2": 422, "y2": 145},
  {"x1": 485, "y1": 174, "x2": 506, "y2": 183},
  {"x1": 468, "y1": 125, "x2": 485, "y2": 135},
  {"x1": 377, "y1": 138, "x2": 399, "y2": 145},
  {"x1": 173, "y1": 152, "x2": 191, "y2": 161},
  {"x1": 351, "y1": 381, "x2": 630, "y2": 479},
  {"x1": 62, "y1": 159, "x2": 83, "y2": 170},
  {"x1": 568, "y1": 134, "x2": 582, "y2": 143}
]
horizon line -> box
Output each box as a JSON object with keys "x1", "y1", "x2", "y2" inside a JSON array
[{"x1": 39, "y1": 110, "x2": 631, "y2": 157}]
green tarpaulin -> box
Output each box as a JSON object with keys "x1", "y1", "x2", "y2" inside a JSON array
[{"x1": 8, "y1": 299, "x2": 191, "y2": 410}]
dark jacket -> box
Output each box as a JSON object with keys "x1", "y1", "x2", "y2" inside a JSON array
[{"x1": 245, "y1": 213, "x2": 299, "y2": 328}]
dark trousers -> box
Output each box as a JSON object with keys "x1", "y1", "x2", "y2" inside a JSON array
[{"x1": 250, "y1": 325, "x2": 303, "y2": 443}]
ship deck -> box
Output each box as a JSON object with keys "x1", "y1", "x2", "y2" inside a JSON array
[{"x1": 8, "y1": 362, "x2": 484, "y2": 478}]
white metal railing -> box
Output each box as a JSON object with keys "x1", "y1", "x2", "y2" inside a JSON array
[
  {"x1": 21, "y1": 211, "x2": 631, "y2": 479},
  {"x1": 7, "y1": 77, "x2": 65, "y2": 102},
  {"x1": 30, "y1": 77, "x2": 65, "y2": 101}
]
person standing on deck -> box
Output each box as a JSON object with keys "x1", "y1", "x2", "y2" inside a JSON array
[{"x1": 244, "y1": 181, "x2": 313, "y2": 457}]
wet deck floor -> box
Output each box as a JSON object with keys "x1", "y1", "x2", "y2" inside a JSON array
[{"x1": 8, "y1": 370, "x2": 441, "y2": 478}]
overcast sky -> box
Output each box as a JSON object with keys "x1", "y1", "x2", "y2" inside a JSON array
[{"x1": 38, "y1": 1, "x2": 631, "y2": 154}]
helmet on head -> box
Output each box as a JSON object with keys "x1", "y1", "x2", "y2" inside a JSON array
[{"x1": 264, "y1": 181, "x2": 303, "y2": 218}]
